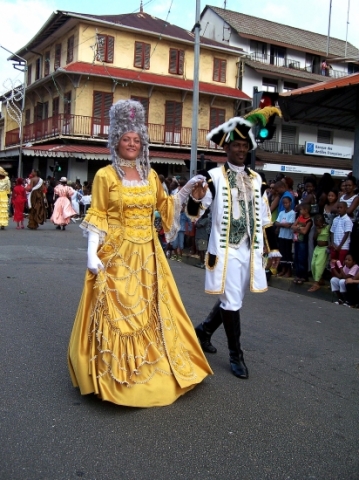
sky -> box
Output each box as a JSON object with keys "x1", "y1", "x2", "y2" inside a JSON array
[{"x1": 0, "y1": 0, "x2": 358, "y2": 96}]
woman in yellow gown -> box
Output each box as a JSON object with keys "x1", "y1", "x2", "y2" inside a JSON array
[
  {"x1": 0, "y1": 167, "x2": 11, "y2": 230},
  {"x1": 68, "y1": 100, "x2": 212, "y2": 407}
]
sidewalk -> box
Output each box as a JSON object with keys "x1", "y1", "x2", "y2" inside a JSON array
[{"x1": 179, "y1": 249, "x2": 335, "y2": 304}]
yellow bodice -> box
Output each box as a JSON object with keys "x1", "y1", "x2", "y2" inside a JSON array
[{"x1": 121, "y1": 184, "x2": 155, "y2": 244}]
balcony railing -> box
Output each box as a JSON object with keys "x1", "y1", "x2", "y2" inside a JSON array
[
  {"x1": 257, "y1": 141, "x2": 305, "y2": 155},
  {"x1": 249, "y1": 52, "x2": 349, "y2": 78},
  {"x1": 5, "y1": 114, "x2": 222, "y2": 151}
]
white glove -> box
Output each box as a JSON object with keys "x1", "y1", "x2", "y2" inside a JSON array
[
  {"x1": 87, "y1": 231, "x2": 104, "y2": 275},
  {"x1": 178, "y1": 174, "x2": 206, "y2": 204}
]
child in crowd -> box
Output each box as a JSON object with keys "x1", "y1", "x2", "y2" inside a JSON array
[
  {"x1": 194, "y1": 208, "x2": 211, "y2": 269},
  {"x1": 291, "y1": 204, "x2": 313, "y2": 285},
  {"x1": 170, "y1": 204, "x2": 192, "y2": 262},
  {"x1": 323, "y1": 189, "x2": 338, "y2": 227},
  {"x1": 274, "y1": 196, "x2": 295, "y2": 277},
  {"x1": 308, "y1": 214, "x2": 330, "y2": 292},
  {"x1": 330, "y1": 201, "x2": 353, "y2": 265},
  {"x1": 345, "y1": 269, "x2": 359, "y2": 308},
  {"x1": 330, "y1": 253, "x2": 359, "y2": 306}
]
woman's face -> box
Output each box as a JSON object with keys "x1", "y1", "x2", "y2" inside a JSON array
[
  {"x1": 327, "y1": 191, "x2": 337, "y2": 204},
  {"x1": 117, "y1": 132, "x2": 141, "y2": 160},
  {"x1": 305, "y1": 182, "x2": 314, "y2": 193},
  {"x1": 345, "y1": 180, "x2": 355, "y2": 194}
]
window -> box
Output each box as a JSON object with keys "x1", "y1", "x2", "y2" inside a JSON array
[
  {"x1": 52, "y1": 97, "x2": 59, "y2": 116},
  {"x1": 270, "y1": 45, "x2": 286, "y2": 67},
  {"x1": 92, "y1": 91, "x2": 113, "y2": 136},
  {"x1": 35, "y1": 58, "x2": 41, "y2": 81},
  {"x1": 131, "y1": 96, "x2": 149, "y2": 123},
  {"x1": 283, "y1": 81, "x2": 298, "y2": 92},
  {"x1": 317, "y1": 129, "x2": 332, "y2": 144},
  {"x1": 54, "y1": 44, "x2": 61, "y2": 70},
  {"x1": 213, "y1": 58, "x2": 226, "y2": 83},
  {"x1": 27, "y1": 65, "x2": 32, "y2": 85},
  {"x1": 63, "y1": 91, "x2": 72, "y2": 133},
  {"x1": 43, "y1": 102, "x2": 49, "y2": 119},
  {"x1": 209, "y1": 108, "x2": 225, "y2": 148},
  {"x1": 44, "y1": 51, "x2": 50, "y2": 76},
  {"x1": 262, "y1": 77, "x2": 278, "y2": 92},
  {"x1": 67, "y1": 35, "x2": 74, "y2": 64},
  {"x1": 281, "y1": 125, "x2": 296, "y2": 147},
  {"x1": 165, "y1": 101, "x2": 182, "y2": 143},
  {"x1": 169, "y1": 48, "x2": 184, "y2": 75},
  {"x1": 25, "y1": 109, "x2": 31, "y2": 126},
  {"x1": 96, "y1": 34, "x2": 115, "y2": 63},
  {"x1": 134, "y1": 41, "x2": 151, "y2": 69},
  {"x1": 35, "y1": 103, "x2": 43, "y2": 122},
  {"x1": 250, "y1": 40, "x2": 267, "y2": 61}
]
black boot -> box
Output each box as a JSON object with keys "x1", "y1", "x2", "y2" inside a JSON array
[
  {"x1": 220, "y1": 308, "x2": 248, "y2": 379},
  {"x1": 195, "y1": 300, "x2": 222, "y2": 353}
]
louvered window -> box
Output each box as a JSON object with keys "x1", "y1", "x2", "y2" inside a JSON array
[
  {"x1": 213, "y1": 58, "x2": 226, "y2": 83},
  {"x1": 67, "y1": 35, "x2": 74, "y2": 64},
  {"x1": 27, "y1": 65, "x2": 32, "y2": 85},
  {"x1": 52, "y1": 97, "x2": 59, "y2": 116},
  {"x1": 35, "y1": 58, "x2": 41, "y2": 81},
  {"x1": 92, "y1": 91, "x2": 113, "y2": 136},
  {"x1": 131, "y1": 96, "x2": 149, "y2": 123},
  {"x1": 35, "y1": 103, "x2": 43, "y2": 122},
  {"x1": 317, "y1": 129, "x2": 332, "y2": 144},
  {"x1": 25, "y1": 109, "x2": 31, "y2": 126},
  {"x1": 134, "y1": 42, "x2": 151, "y2": 69},
  {"x1": 165, "y1": 101, "x2": 182, "y2": 144},
  {"x1": 169, "y1": 48, "x2": 184, "y2": 75},
  {"x1": 64, "y1": 92, "x2": 71, "y2": 115},
  {"x1": 44, "y1": 51, "x2": 50, "y2": 76},
  {"x1": 54, "y1": 44, "x2": 61, "y2": 70},
  {"x1": 209, "y1": 108, "x2": 225, "y2": 148},
  {"x1": 63, "y1": 92, "x2": 72, "y2": 134},
  {"x1": 96, "y1": 34, "x2": 115, "y2": 63}
]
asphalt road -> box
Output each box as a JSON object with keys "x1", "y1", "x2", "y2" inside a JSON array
[{"x1": 1, "y1": 221, "x2": 358, "y2": 480}]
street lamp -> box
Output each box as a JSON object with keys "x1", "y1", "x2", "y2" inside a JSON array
[{"x1": 0, "y1": 45, "x2": 27, "y2": 178}]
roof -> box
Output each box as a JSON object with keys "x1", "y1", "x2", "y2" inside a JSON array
[
  {"x1": 62, "y1": 62, "x2": 251, "y2": 100},
  {"x1": 205, "y1": 5, "x2": 359, "y2": 58},
  {"x1": 278, "y1": 73, "x2": 359, "y2": 131},
  {"x1": 13, "y1": 10, "x2": 242, "y2": 60},
  {"x1": 244, "y1": 59, "x2": 330, "y2": 84}
]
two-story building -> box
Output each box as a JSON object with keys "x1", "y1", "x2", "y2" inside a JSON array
[
  {"x1": 0, "y1": 5, "x2": 251, "y2": 182},
  {"x1": 200, "y1": 6, "x2": 359, "y2": 185}
]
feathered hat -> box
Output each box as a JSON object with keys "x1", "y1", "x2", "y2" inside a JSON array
[
  {"x1": 0, "y1": 166, "x2": 8, "y2": 176},
  {"x1": 108, "y1": 99, "x2": 150, "y2": 180},
  {"x1": 207, "y1": 106, "x2": 282, "y2": 151}
]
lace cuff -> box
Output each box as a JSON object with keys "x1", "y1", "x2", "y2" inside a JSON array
[
  {"x1": 79, "y1": 221, "x2": 107, "y2": 244},
  {"x1": 165, "y1": 193, "x2": 182, "y2": 243}
]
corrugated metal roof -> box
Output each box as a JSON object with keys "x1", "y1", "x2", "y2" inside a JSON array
[
  {"x1": 62, "y1": 62, "x2": 250, "y2": 100},
  {"x1": 244, "y1": 59, "x2": 330, "y2": 84},
  {"x1": 207, "y1": 5, "x2": 359, "y2": 58},
  {"x1": 280, "y1": 72, "x2": 359, "y2": 96}
]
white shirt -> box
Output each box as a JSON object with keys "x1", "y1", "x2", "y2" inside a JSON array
[{"x1": 330, "y1": 213, "x2": 353, "y2": 249}]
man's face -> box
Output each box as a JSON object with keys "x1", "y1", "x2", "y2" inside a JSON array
[{"x1": 224, "y1": 140, "x2": 250, "y2": 166}]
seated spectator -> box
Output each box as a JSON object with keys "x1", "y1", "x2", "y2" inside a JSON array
[
  {"x1": 330, "y1": 253, "x2": 359, "y2": 306},
  {"x1": 345, "y1": 273, "x2": 359, "y2": 308}
]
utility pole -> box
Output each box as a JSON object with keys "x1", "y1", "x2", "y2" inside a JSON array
[
  {"x1": 326, "y1": 0, "x2": 332, "y2": 57},
  {"x1": 189, "y1": 0, "x2": 201, "y2": 178}
]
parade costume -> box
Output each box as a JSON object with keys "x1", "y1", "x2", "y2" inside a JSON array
[
  {"x1": 68, "y1": 100, "x2": 212, "y2": 407},
  {"x1": 12, "y1": 178, "x2": 27, "y2": 226},
  {"x1": 0, "y1": 167, "x2": 11, "y2": 229},
  {"x1": 189, "y1": 107, "x2": 281, "y2": 379},
  {"x1": 27, "y1": 177, "x2": 46, "y2": 229},
  {"x1": 51, "y1": 179, "x2": 77, "y2": 228}
]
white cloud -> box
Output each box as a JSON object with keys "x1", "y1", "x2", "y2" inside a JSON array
[{"x1": 0, "y1": 0, "x2": 54, "y2": 95}]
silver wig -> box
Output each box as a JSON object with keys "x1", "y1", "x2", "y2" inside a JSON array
[{"x1": 108, "y1": 99, "x2": 150, "y2": 180}]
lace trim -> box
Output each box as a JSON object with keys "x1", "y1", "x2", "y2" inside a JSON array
[
  {"x1": 165, "y1": 193, "x2": 182, "y2": 243},
  {"x1": 80, "y1": 221, "x2": 107, "y2": 244}
]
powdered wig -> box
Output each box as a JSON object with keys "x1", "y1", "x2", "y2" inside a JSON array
[{"x1": 108, "y1": 99, "x2": 150, "y2": 180}]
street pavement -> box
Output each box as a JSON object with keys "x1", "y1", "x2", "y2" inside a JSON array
[{"x1": 0, "y1": 220, "x2": 358, "y2": 480}]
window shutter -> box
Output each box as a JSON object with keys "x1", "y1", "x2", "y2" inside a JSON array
[
  {"x1": 35, "y1": 103, "x2": 43, "y2": 122},
  {"x1": 317, "y1": 129, "x2": 332, "y2": 144},
  {"x1": 93, "y1": 92, "x2": 103, "y2": 118},
  {"x1": 213, "y1": 59, "x2": 219, "y2": 82},
  {"x1": 97, "y1": 34, "x2": 105, "y2": 61},
  {"x1": 52, "y1": 97, "x2": 59, "y2": 116},
  {"x1": 64, "y1": 92, "x2": 71, "y2": 115},
  {"x1": 220, "y1": 60, "x2": 226, "y2": 83},
  {"x1": 67, "y1": 35, "x2": 74, "y2": 64},
  {"x1": 106, "y1": 36, "x2": 114, "y2": 63},
  {"x1": 27, "y1": 65, "x2": 32, "y2": 85},
  {"x1": 54, "y1": 44, "x2": 61, "y2": 70},
  {"x1": 169, "y1": 49, "x2": 177, "y2": 74},
  {"x1": 210, "y1": 108, "x2": 225, "y2": 130},
  {"x1": 44, "y1": 51, "x2": 50, "y2": 76},
  {"x1": 144, "y1": 43, "x2": 151, "y2": 70},
  {"x1": 25, "y1": 109, "x2": 31, "y2": 126},
  {"x1": 103, "y1": 93, "x2": 113, "y2": 118},
  {"x1": 134, "y1": 42, "x2": 143, "y2": 68},
  {"x1": 178, "y1": 50, "x2": 184, "y2": 75}
]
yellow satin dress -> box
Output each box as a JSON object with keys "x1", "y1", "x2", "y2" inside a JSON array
[
  {"x1": 68, "y1": 165, "x2": 212, "y2": 407},
  {"x1": 0, "y1": 177, "x2": 11, "y2": 227}
]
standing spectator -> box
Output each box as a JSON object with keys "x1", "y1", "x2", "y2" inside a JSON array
[
  {"x1": 70, "y1": 183, "x2": 82, "y2": 221},
  {"x1": 330, "y1": 253, "x2": 359, "y2": 305},
  {"x1": 330, "y1": 201, "x2": 353, "y2": 265},
  {"x1": 316, "y1": 173, "x2": 334, "y2": 213},
  {"x1": 0, "y1": 166, "x2": 11, "y2": 230},
  {"x1": 292, "y1": 204, "x2": 313, "y2": 284},
  {"x1": 26, "y1": 169, "x2": 46, "y2": 230},
  {"x1": 46, "y1": 178, "x2": 56, "y2": 219},
  {"x1": 158, "y1": 174, "x2": 169, "y2": 194},
  {"x1": 195, "y1": 208, "x2": 211, "y2": 268},
  {"x1": 80, "y1": 190, "x2": 92, "y2": 215},
  {"x1": 321, "y1": 60, "x2": 328, "y2": 75},
  {"x1": 11, "y1": 178, "x2": 27, "y2": 229},
  {"x1": 272, "y1": 180, "x2": 295, "y2": 215},
  {"x1": 274, "y1": 196, "x2": 295, "y2": 277},
  {"x1": 323, "y1": 189, "x2": 339, "y2": 227},
  {"x1": 51, "y1": 177, "x2": 77, "y2": 230},
  {"x1": 170, "y1": 204, "x2": 191, "y2": 262},
  {"x1": 340, "y1": 177, "x2": 359, "y2": 219},
  {"x1": 308, "y1": 214, "x2": 330, "y2": 292}
]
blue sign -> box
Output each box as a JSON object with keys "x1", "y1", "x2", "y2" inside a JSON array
[{"x1": 306, "y1": 142, "x2": 315, "y2": 153}]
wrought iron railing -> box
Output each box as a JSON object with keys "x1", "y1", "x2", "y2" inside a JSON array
[{"x1": 257, "y1": 141, "x2": 305, "y2": 155}]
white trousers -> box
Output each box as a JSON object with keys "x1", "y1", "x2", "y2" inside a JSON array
[
  {"x1": 330, "y1": 277, "x2": 347, "y2": 293},
  {"x1": 219, "y1": 242, "x2": 250, "y2": 311}
]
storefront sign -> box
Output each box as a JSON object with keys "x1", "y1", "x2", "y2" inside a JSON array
[{"x1": 304, "y1": 142, "x2": 352, "y2": 159}]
